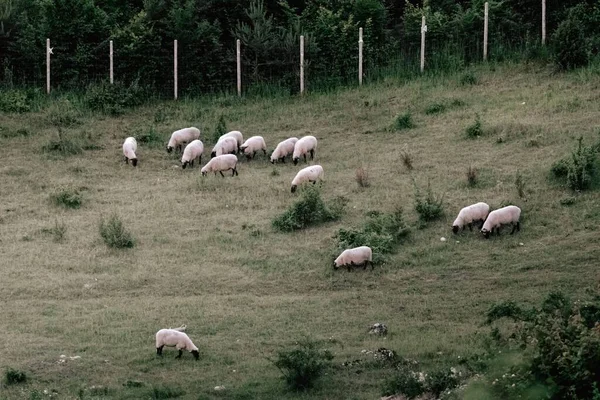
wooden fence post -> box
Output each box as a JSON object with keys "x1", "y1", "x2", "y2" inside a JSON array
[
  {"x1": 541, "y1": 0, "x2": 546, "y2": 45},
  {"x1": 358, "y1": 27, "x2": 363, "y2": 85},
  {"x1": 300, "y1": 35, "x2": 304, "y2": 95},
  {"x1": 174, "y1": 39, "x2": 178, "y2": 100},
  {"x1": 109, "y1": 40, "x2": 114, "y2": 84},
  {"x1": 483, "y1": 2, "x2": 489, "y2": 61},
  {"x1": 420, "y1": 16, "x2": 426, "y2": 73},
  {"x1": 46, "y1": 38, "x2": 51, "y2": 94},
  {"x1": 236, "y1": 39, "x2": 241, "y2": 97}
]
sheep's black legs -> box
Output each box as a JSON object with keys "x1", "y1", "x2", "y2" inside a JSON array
[
  {"x1": 303, "y1": 154, "x2": 307, "y2": 163},
  {"x1": 220, "y1": 171, "x2": 225, "y2": 178},
  {"x1": 510, "y1": 222, "x2": 520, "y2": 234},
  {"x1": 125, "y1": 157, "x2": 129, "y2": 164},
  {"x1": 176, "y1": 350, "x2": 182, "y2": 359},
  {"x1": 156, "y1": 346, "x2": 163, "y2": 356},
  {"x1": 310, "y1": 149, "x2": 314, "y2": 160},
  {"x1": 468, "y1": 223, "x2": 473, "y2": 231}
]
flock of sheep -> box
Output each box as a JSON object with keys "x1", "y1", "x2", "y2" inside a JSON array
[{"x1": 123, "y1": 126, "x2": 522, "y2": 359}]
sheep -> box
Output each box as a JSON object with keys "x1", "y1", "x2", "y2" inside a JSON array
[
  {"x1": 155, "y1": 328, "x2": 199, "y2": 360},
  {"x1": 481, "y1": 205, "x2": 521, "y2": 239},
  {"x1": 122, "y1": 137, "x2": 138, "y2": 167},
  {"x1": 217, "y1": 130, "x2": 243, "y2": 153},
  {"x1": 452, "y1": 202, "x2": 490, "y2": 234},
  {"x1": 333, "y1": 246, "x2": 373, "y2": 271},
  {"x1": 211, "y1": 136, "x2": 238, "y2": 158},
  {"x1": 270, "y1": 137, "x2": 298, "y2": 164},
  {"x1": 201, "y1": 154, "x2": 239, "y2": 177},
  {"x1": 167, "y1": 127, "x2": 201, "y2": 153},
  {"x1": 292, "y1": 136, "x2": 318, "y2": 165},
  {"x1": 291, "y1": 165, "x2": 324, "y2": 193},
  {"x1": 181, "y1": 140, "x2": 204, "y2": 169},
  {"x1": 240, "y1": 136, "x2": 267, "y2": 160}
]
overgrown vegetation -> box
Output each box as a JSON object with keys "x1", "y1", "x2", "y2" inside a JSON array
[
  {"x1": 400, "y1": 147, "x2": 414, "y2": 171},
  {"x1": 4, "y1": 368, "x2": 27, "y2": 385},
  {"x1": 273, "y1": 339, "x2": 333, "y2": 391},
  {"x1": 515, "y1": 171, "x2": 526, "y2": 198},
  {"x1": 212, "y1": 114, "x2": 227, "y2": 144},
  {"x1": 85, "y1": 80, "x2": 146, "y2": 115},
  {"x1": 355, "y1": 167, "x2": 370, "y2": 188},
  {"x1": 393, "y1": 112, "x2": 415, "y2": 131},
  {"x1": 414, "y1": 181, "x2": 445, "y2": 223},
  {"x1": 137, "y1": 126, "x2": 164, "y2": 148},
  {"x1": 41, "y1": 220, "x2": 67, "y2": 242},
  {"x1": 551, "y1": 136, "x2": 597, "y2": 191},
  {"x1": 467, "y1": 165, "x2": 478, "y2": 187},
  {"x1": 50, "y1": 187, "x2": 83, "y2": 209},
  {"x1": 99, "y1": 214, "x2": 135, "y2": 249},
  {"x1": 465, "y1": 114, "x2": 483, "y2": 139},
  {"x1": 149, "y1": 385, "x2": 185, "y2": 399},
  {"x1": 41, "y1": 129, "x2": 83, "y2": 157}
]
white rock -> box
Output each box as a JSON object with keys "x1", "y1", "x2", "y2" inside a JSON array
[
  {"x1": 214, "y1": 386, "x2": 226, "y2": 391},
  {"x1": 519, "y1": 242, "x2": 524, "y2": 246},
  {"x1": 440, "y1": 237, "x2": 447, "y2": 242}
]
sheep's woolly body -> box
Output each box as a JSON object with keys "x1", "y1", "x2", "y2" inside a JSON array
[
  {"x1": 334, "y1": 246, "x2": 373, "y2": 270},
  {"x1": 292, "y1": 136, "x2": 318, "y2": 165},
  {"x1": 240, "y1": 136, "x2": 267, "y2": 159},
  {"x1": 271, "y1": 137, "x2": 298, "y2": 163},
  {"x1": 452, "y1": 202, "x2": 490, "y2": 233},
  {"x1": 481, "y1": 205, "x2": 521, "y2": 238},
  {"x1": 122, "y1": 137, "x2": 137, "y2": 166},
  {"x1": 167, "y1": 127, "x2": 201, "y2": 153},
  {"x1": 181, "y1": 140, "x2": 204, "y2": 169},
  {"x1": 201, "y1": 154, "x2": 239, "y2": 177},
  {"x1": 218, "y1": 131, "x2": 243, "y2": 151},
  {"x1": 211, "y1": 137, "x2": 238, "y2": 157},
  {"x1": 155, "y1": 329, "x2": 199, "y2": 360},
  {"x1": 291, "y1": 165, "x2": 324, "y2": 192}
]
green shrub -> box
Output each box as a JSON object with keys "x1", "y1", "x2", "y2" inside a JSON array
[
  {"x1": 137, "y1": 126, "x2": 164, "y2": 148},
  {"x1": 212, "y1": 114, "x2": 227, "y2": 143},
  {"x1": 42, "y1": 129, "x2": 83, "y2": 157},
  {"x1": 551, "y1": 158, "x2": 570, "y2": 178},
  {"x1": 425, "y1": 102, "x2": 447, "y2": 115},
  {"x1": 85, "y1": 80, "x2": 146, "y2": 115},
  {"x1": 335, "y1": 208, "x2": 409, "y2": 258},
  {"x1": 46, "y1": 100, "x2": 81, "y2": 128},
  {"x1": 272, "y1": 186, "x2": 345, "y2": 232},
  {"x1": 0, "y1": 89, "x2": 30, "y2": 113},
  {"x1": 5, "y1": 368, "x2": 27, "y2": 385},
  {"x1": 414, "y1": 181, "x2": 444, "y2": 223},
  {"x1": 393, "y1": 112, "x2": 415, "y2": 131},
  {"x1": 426, "y1": 368, "x2": 459, "y2": 397},
  {"x1": 460, "y1": 71, "x2": 478, "y2": 86},
  {"x1": 150, "y1": 385, "x2": 185, "y2": 399},
  {"x1": 273, "y1": 340, "x2": 333, "y2": 391},
  {"x1": 465, "y1": 114, "x2": 483, "y2": 139},
  {"x1": 99, "y1": 214, "x2": 135, "y2": 249},
  {"x1": 50, "y1": 187, "x2": 83, "y2": 209},
  {"x1": 566, "y1": 137, "x2": 596, "y2": 191},
  {"x1": 552, "y1": 10, "x2": 590, "y2": 70},
  {"x1": 382, "y1": 369, "x2": 425, "y2": 398}
]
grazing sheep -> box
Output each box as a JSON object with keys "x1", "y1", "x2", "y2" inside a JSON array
[
  {"x1": 240, "y1": 136, "x2": 267, "y2": 160},
  {"x1": 334, "y1": 246, "x2": 373, "y2": 271},
  {"x1": 167, "y1": 127, "x2": 201, "y2": 153},
  {"x1": 291, "y1": 165, "x2": 324, "y2": 193},
  {"x1": 122, "y1": 137, "x2": 138, "y2": 167},
  {"x1": 452, "y1": 202, "x2": 490, "y2": 234},
  {"x1": 201, "y1": 154, "x2": 239, "y2": 177},
  {"x1": 292, "y1": 136, "x2": 318, "y2": 165},
  {"x1": 181, "y1": 140, "x2": 204, "y2": 169},
  {"x1": 155, "y1": 329, "x2": 199, "y2": 360},
  {"x1": 217, "y1": 130, "x2": 243, "y2": 153},
  {"x1": 211, "y1": 136, "x2": 238, "y2": 158},
  {"x1": 270, "y1": 137, "x2": 298, "y2": 164},
  {"x1": 481, "y1": 205, "x2": 521, "y2": 239}
]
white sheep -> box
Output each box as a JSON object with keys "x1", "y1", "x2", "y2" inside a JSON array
[
  {"x1": 181, "y1": 140, "x2": 204, "y2": 169},
  {"x1": 217, "y1": 130, "x2": 243, "y2": 153},
  {"x1": 240, "y1": 136, "x2": 267, "y2": 160},
  {"x1": 155, "y1": 328, "x2": 199, "y2": 360},
  {"x1": 452, "y1": 202, "x2": 490, "y2": 234},
  {"x1": 122, "y1": 137, "x2": 138, "y2": 167},
  {"x1": 481, "y1": 205, "x2": 521, "y2": 239},
  {"x1": 292, "y1": 136, "x2": 318, "y2": 165},
  {"x1": 211, "y1": 137, "x2": 238, "y2": 158},
  {"x1": 270, "y1": 137, "x2": 298, "y2": 164},
  {"x1": 291, "y1": 165, "x2": 324, "y2": 193},
  {"x1": 167, "y1": 127, "x2": 201, "y2": 153},
  {"x1": 334, "y1": 246, "x2": 373, "y2": 271},
  {"x1": 201, "y1": 154, "x2": 239, "y2": 177}
]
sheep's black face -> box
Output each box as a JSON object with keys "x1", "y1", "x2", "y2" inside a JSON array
[
  {"x1": 201, "y1": 171, "x2": 207, "y2": 176},
  {"x1": 182, "y1": 162, "x2": 188, "y2": 169},
  {"x1": 270, "y1": 159, "x2": 275, "y2": 164},
  {"x1": 332, "y1": 261, "x2": 338, "y2": 270},
  {"x1": 131, "y1": 158, "x2": 138, "y2": 167},
  {"x1": 293, "y1": 158, "x2": 299, "y2": 165},
  {"x1": 167, "y1": 146, "x2": 173, "y2": 153},
  {"x1": 291, "y1": 185, "x2": 297, "y2": 193},
  {"x1": 452, "y1": 225, "x2": 459, "y2": 234},
  {"x1": 481, "y1": 229, "x2": 490, "y2": 239},
  {"x1": 210, "y1": 151, "x2": 216, "y2": 158},
  {"x1": 191, "y1": 350, "x2": 199, "y2": 360}
]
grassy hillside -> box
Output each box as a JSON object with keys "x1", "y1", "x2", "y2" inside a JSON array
[{"x1": 1, "y1": 63, "x2": 599, "y2": 399}]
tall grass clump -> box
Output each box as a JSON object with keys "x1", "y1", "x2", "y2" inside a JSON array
[
  {"x1": 4, "y1": 368, "x2": 27, "y2": 385},
  {"x1": 465, "y1": 114, "x2": 483, "y2": 139},
  {"x1": 212, "y1": 114, "x2": 227, "y2": 143},
  {"x1": 414, "y1": 180, "x2": 445, "y2": 223},
  {"x1": 400, "y1": 147, "x2": 414, "y2": 171},
  {"x1": 355, "y1": 167, "x2": 370, "y2": 188},
  {"x1": 272, "y1": 186, "x2": 345, "y2": 232},
  {"x1": 99, "y1": 214, "x2": 135, "y2": 249},
  {"x1": 425, "y1": 102, "x2": 447, "y2": 115},
  {"x1": 551, "y1": 136, "x2": 597, "y2": 191},
  {"x1": 335, "y1": 208, "x2": 409, "y2": 260},
  {"x1": 459, "y1": 71, "x2": 478, "y2": 86},
  {"x1": 85, "y1": 80, "x2": 146, "y2": 115},
  {"x1": 46, "y1": 99, "x2": 81, "y2": 128},
  {"x1": 42, "y1": 128, "x2": 83, "y2": 156},
  {"x1": 466, "y1": 165, "x2": 478, "y2": 187},
  {"x1": 137, "y1": 126, "x2": 164, "y2": 148},
  {"x1": 50, "y1": 187, "x2": 83, "y2": 209},
  {"x1": 393, "y1": 112, "x2": 415, "y2": 131},
  {"x1": 149, "y1": 385, "x2": 185, "y2": 399},
  {"x1": 273, "y1": 339, "x2": 333, "y2": 391},
  {"x1": 515, "y1": 171, "x2": 526, "y2": 198},
  {"x1": 41, "y1": 220, "x2": 67, "y2": 242}
]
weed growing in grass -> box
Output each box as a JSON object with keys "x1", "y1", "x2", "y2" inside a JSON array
[
  {"x1": 551, "y1": 158, "x2": 570, "y2": 178},
  {"x1": 99, "y1": 214, "x2": 135, "y2": 249},
  {"x1": 460, "y1": 71, "x2": 478, "y2": 85},
  {"x1": 515, "y1": 171, "x2": 526, "y2": 198},
  {"x1": 150, "y1": 385, "x2": 185, "y2": 399},
  {"x1": 50, "y1": 187, "x2": 82, "y2": 209},
  {"x1": 137, "y1": 126, "x2": 164, "y2": 148},
  {"x1": 0, "y1": 127, "x2": 30, "y2": 138},
  {"x1": 46, "y1": 99, "x2": 81, "y2": 127},
  {"x1": 559, "y1": 196, "x2": 577, "y2": 206},
  {"x1": 5, "y1": 368, "x2": 27, "y2": 385},
  {"x1": 566, "y1": 137, "x2": 596, "y2": 191},
  {"x1": 42, "y1": 128, "x2": 83, "y2": 156},
  {"x1": 272, "y1": 186, "x2": 345, "y2": 232},
  {"x1": 270, "y1": 168, "x2": 280, "y2": 176},
  {"x1": 425, "y1": 102, "x2": 447, "y2": 115},
  {"x1": 355, "y1": 167, "x2": 370, "y2": 188},
  {"x1": 393, "y1": 112, "x2": 415, "y2": 131},
  {"x1": 467, "y1": 165, "x2": 478, "y2": 187},
  {"x1": 414, "y1": 180, "x2": 445, "y2": 223},
  {"x1": 465, "y1": 114, "x2": 483, "y2": 139},
  {"x1": 426, "y1": 369, "x2": 460, "y2": 397},
  {"x1": 212, "y1": 114, "x2": 227, "y2": 143},
  {"x1": 273, "y1": 339, "x2": 333, "y2": 391},
  {"x1": 382, "y1": 369, "x2": 425, "y2": 398},
  {"x1": 400, "y1": 147, "x2": 414, "y2": 171},
  {"x1": 41, "y1": 220, "x2": 67, "y2": 242}
]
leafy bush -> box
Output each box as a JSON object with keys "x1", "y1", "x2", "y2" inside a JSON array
[
  {"x1": 465, "y1": 114, "x2": 483, "y2": 139},
  {"x1": 85, "y1": 80, "x2": 146, "y2": 115},
  {"x1": 552, "y1": 10, "x2": 590, "y2": 70},
  {"x1": 99, "y1": 214, "x2": 135, "y2": 249},
  {"x1": 212, "y1": 114, "x2": 227, "y2": 143},
  {"x1": 42, "y1": 129, "x2": 84, "y2": 157},
  {"x1": 551, "y1": 158, "x2": 570, "y2": 178},
  {"x1": 393, "y1": 112, "x2": 415, "y2": 130},
  {"x1": 460, "y1": 71, "x2": 478, "y2": 86},
  {"x1": 137, "y1": 127, "x2": 164, "y2": 148},
  {"x1": 425, "y1": 102, "x2": 447, "y2": 115},
  {"x1": 272, "y1": 186, "x2": 345, "y2": 232},
  {"x1": 355, "y1": 167, "x2": 370, "y2": 188},
  {"x1": 414, "y1": 181, "x2": 444, "y2": 223},
  {"x1": 336, "y1": 208, "x2": 409, "y2": 258},
  {"x1": 46, "y1": 100, "x2": 81, "y2": 128},
  {"x1": 426, "y1": 368, "x2": 459, "y2": 397},
  {"x1": 5, "y1": 368, "x2": 27, "y2": 385},
  {"x1": 566, "y1": 137, "x2": 596, "y2": 191},
  {"x1": 50, "y1": 187, "x2": 83, "y2": 209},
  {"x1": 0, "y1": 89, "x2": 30, "y2": 113},
  {"x1": 382, "y1": 369, "x2": 425, "y2": 398},
  {"x1": 273, "y1": 340, "x2": 333, "y2": 391}
]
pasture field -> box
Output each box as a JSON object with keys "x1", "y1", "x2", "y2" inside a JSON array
[{"x1": 1, "y1": 63, "x2": 600, "y2": 399}]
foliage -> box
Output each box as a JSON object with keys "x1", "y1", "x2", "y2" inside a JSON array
[
  {"x1": 335, "y1": 208, "x2": 409, "y2": 258},
  {"x1": 273, "y1": 339, "x2": 333, "y2": 391},
  {"x1": 272, "y1": 186, "x2": 344, "y2": 232},
  {"x1": 551, "y1": 158, "x2": 570, "y2": 178},
  {"x1": 382, "y1": 370, "x2": 425, "y2": 399},
  {"x1": 50, "y1": 187, "x2": 82, "y2": 209},
  {"x1": 99, "y1": 213, "x2": 135, "y2": 249},
  {"x1": 465, "y1": 114, "x2": 483, "y2": 139},
  {"x1": 551, "y1": 6, "x2": 591, "y2": 70},
  {"x1": 85, "y1": 80, "x2": 146, "y2": 115},
  {"x1": 566, "y1": 137, "x2": 596, "y2": 191},
  {"x1": 137, "y1": 126, "x2": 164, "y2": 148},
  {"x1": 46, "y1": 100, "x2": 81, "y2": 128},
  {"x1": 414, "y1": 180, "x2": 444, "y2": 223},
  {"x1": 426, "y1": 368, "x2": 460, "y2": 397},
  {"x1": 4, "y1": 368, "x2": 27, "y2": 385},
  {"x1": 393, "y1": 112, "x2": 415, "y2": 130},
  {"x1": 425, "y1": 102, "x2": 447, "y2": 115},
  {"x1": 0, "y1": 88, "x2": 30, "y2": 112},
  {"x1": 213, "y1": 114, "x2": 227, "y2": 144},
  {"x1": 460, "y1": 71, "x2": 478, "y2": 86}
]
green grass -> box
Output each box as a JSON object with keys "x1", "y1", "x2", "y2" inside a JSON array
[{"x1": 1, "y1": 63, "x2": 599, "y2": 399}]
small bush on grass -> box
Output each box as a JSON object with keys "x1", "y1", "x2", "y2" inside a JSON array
[
  {"x1": 465, "y1": 114, "x2": 483, "y2": 139},
  {"x1": 150, "y1": 385, "x2": 185, "y2": 399},
  {"x1": 552, "y1": 136, "x2": 597, "y2": 191},
  {"x1": 551, "y1": 158, "x2": 570, "y2": 178},
  {"x1": 99, "y1": 214, "x2": 135, "y2": 249},
  {"x1": 460, "y1": 71, "x2": 478, "y2": 85},
  {"x1": 46, "y1": 100, "x2": 81, "y2": 128},
  {"x1": 5, "y1": 368, "x2": 27, "y2": 385},
  {"x1": 137, "y1": 126, "x2": 164, "y2": 148},
  {"x1": 212, "y1": 114, "x2": 227, "y2": 143},
  {"x1": 42, "y1": 128, "x2": 83, "y2": 156},
  {"x1": 0, "y1": 89, "x2": 31, "y2": 113},
  {"x1": 400, "y1": 148, "x2": 414, "y2": 171},
  {"x1": 85, "y1": 80, "x2": 146, "y2": 115},
  {"x1": 466, "y1": 165, "x2": 478, "y2": 187},
  {"x1": 426, "y1": 368, "x2": 459, "y2": 397},
  {"x1": 393, "y1": 112, "x2": 415, "y2": 131},
  {"x1": 414, "y1": 180, "x2": 444, "y2": 223},
  {"x1": 41, "y1": 220, "x2": 67, "y2": 242},
  {"x1": 272, "y1": 186, "x2": 345, "y2": 232},
  {"x1": 273, "y1": 339, "x2": 333, "y2": 391},
  {"x1": 355, "y1": 167, "x2": 370, "y2": 188},
  {"x1": 551, "y1": 9, "x2": 590, "y2": 70},
  {"x1": 382, "y1": 368, "x2": 425, "y2": 399},
  {"x1": 50, "y1": 187, "x2": 82, "y2": 209},
  {"x1": 425, "y1": 102, "x2": 447, "y2": 115}
]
